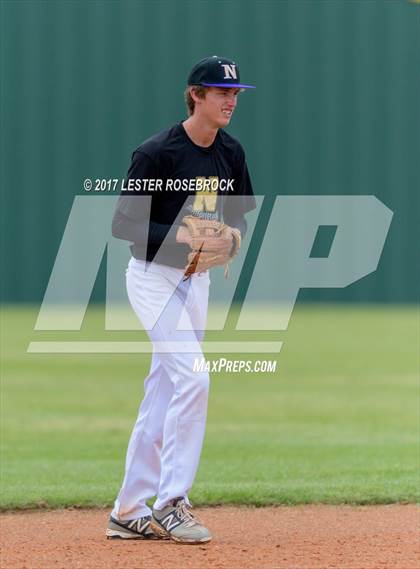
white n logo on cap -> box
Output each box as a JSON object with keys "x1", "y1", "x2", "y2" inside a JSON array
[{"x1": 221, "y1": 64, "x2": 237, "y2": 79}]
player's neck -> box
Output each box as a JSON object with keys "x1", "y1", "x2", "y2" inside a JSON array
[{"x1": 182, "y1": 116, "x2": 218, "y2": 148}]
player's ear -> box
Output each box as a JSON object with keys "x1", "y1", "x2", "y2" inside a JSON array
[
  {"x1": 189, "y1": 86, "x2": 200, "y2": 103},
  {"x1": 189, "y1": 86, "x2": 207, "y2": 105}
]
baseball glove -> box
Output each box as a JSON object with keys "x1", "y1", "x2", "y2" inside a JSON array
[{"x1": 182, "y1": 216, "x2": 241, "y2": 280}]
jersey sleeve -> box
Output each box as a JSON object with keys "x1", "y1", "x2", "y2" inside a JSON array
[{"x1": 112, "y1": 151, "x2": 179, "y2": 245}]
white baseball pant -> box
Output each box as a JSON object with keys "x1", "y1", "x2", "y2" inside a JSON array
[{"x1": 112, "y1": 257, "x2": 210, "y2": 520}]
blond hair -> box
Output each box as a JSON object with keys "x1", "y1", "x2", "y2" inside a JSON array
[{"x1": 184, "y1": 85, "x2": 208, "y2": 116}]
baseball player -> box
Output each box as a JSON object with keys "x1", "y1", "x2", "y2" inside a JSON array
[{"x1": 106, "y1": 56, "x2": 256, "y2": 544}]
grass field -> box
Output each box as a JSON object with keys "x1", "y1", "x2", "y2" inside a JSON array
[{"x1": 1, "y1": 304, "x2": 418, "y2": 510}]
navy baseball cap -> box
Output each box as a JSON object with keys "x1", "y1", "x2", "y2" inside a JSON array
[{"x1": 188, "y1": 56, "x2": 255, "y2": 89}]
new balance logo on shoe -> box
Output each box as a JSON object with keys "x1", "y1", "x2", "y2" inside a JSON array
[
  {"x1": 161, "y1": 513, "x2": 181, "y2": 532},
  {"x1": 127, "y1": 519, "x2": 149, "y2": 533}
]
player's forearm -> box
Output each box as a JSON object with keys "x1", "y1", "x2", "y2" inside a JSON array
[{"x1": 112, "y1": 209, "x2": 180, "y2": 245}]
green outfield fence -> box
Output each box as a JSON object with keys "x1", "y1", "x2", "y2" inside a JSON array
[{"x1": 1, "y1": 0, "x2": 418, "y2": 303}]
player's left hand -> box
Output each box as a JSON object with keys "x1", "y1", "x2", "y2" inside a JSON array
[{"x1": 181, "y1": 216, "x2": 241, "y2": 278}]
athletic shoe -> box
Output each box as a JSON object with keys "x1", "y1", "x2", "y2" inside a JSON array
[
  {"x1": 150, "y1": 497, "x2": 212, "y2": 544},
  {"x1": 106, "y1": 514, "x2": 164, "y2": 539}
]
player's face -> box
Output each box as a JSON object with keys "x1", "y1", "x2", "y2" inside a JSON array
[{"x1": 200, "y1": 87, "x2": 240, "y2": 127}]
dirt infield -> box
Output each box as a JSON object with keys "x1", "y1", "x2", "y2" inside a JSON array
[{"x1": 1, "y1": 505, "x2": 418, "y2": 569}]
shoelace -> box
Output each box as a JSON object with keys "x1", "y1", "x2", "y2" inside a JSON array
[{"x1": 175, "y1": 501, "x2": 202, "y2": 528}]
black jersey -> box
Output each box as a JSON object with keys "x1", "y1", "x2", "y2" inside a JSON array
[{"x1": 112, "y1": 122, "x2": 256, "y2": 268}]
